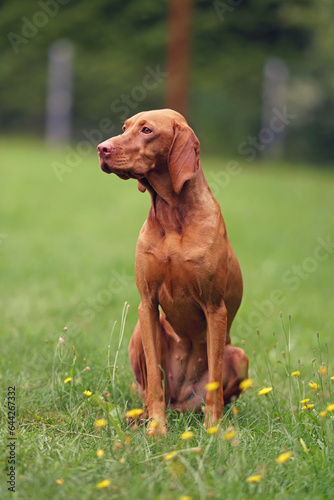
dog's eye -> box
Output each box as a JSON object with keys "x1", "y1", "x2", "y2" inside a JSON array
[
  {"x1": 122, "y1": 125, "x2": 126, "y2": 132},
  {"x1": 141, "y1": 127, "x2": 152, "y2": 134}
]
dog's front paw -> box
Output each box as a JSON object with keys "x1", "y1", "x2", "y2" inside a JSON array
[{"x1": 147, "y1": 417, "x2": 167, "y2": 437}]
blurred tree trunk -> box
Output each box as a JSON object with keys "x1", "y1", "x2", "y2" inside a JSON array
[{"x1": 166, "y1": 0, "x2": 193, "y2": 119}]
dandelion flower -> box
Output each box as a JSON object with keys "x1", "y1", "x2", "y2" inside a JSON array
[
  {"x1": 223, "y1": 427, "x2": 237, "y2": 441},
  {"x1": 180, "y1": 431, "x2": 194, "y2": 440},
  {"x1": 56, "y1": 478, "x2": 64, "y2": 485},
  {"x1": 291, "y1": 371, "x2": 300, "y2": 377},
  {"x1": 125, "y1": 408, "x2": 143, "y2": 418},
  {"x1": 207, "y1": 426, "x2": 219, "y2": 435},
  {"x1": 326, "y1": 403, "x2": 334, "y2": 412},
  {"x1": 308, "y1": 381, "x2": 319, "y2": 391},
  {"x1": 232, "y1": 407, "x2": 239, "y2": 416},
  {"x1": 163, "y1": 451, "x2": 178, "y2": 461},
  {"x1": 119, "y1": 457, "x2": 125, "y2": 464},
  {"x1": 300, "y1": 398, "x2": 310, "y2": 404},
  {"x1": 148, "y1": 421, "x2": 158, "y2": 431},
  {"x1": 179, "y1": 496, "x2": 192, "y2": 500},
  {"x1": 302, "y1": 404, "x2": 314, "y2": 410},
  {"x1": 94, "y1": 419, "x2": 108, "y2": 428},
  {"x1": 239, "y1": 378, "x2": 254, "y2": 391},
  {"x1": 83, "y1": 390, "x2": 92, "y2": 397},
  {"x1": 96, "y1": 479, "x2": 111, "y2": 489},
  {"x1": 320, "y1": 366, "x2": 328, "y2": 376},
  {"x1": 246, "y1": 474, "x2": 262, "y2": 483},
  {"x1": 319, "y1": 411, "x2": 327, "y2": 418},
  {"x1": 258, "y1": 387, "x2": 273, "y2": 396},
  {"x1": 96, "y1": 449, "x2": 105, "y2": 458},
  {"x1": 205, "y1": 382, "x2": 220, "y2": 391},
  {"x1": 331, "y1": 376, "x2": 334, "y2": 381},
  {"x1": 276, "y1": 451, "x2": 292, "y2": 464},
  {"x1": 64, "y1": 377, "x2": 72, "y2": 384}
]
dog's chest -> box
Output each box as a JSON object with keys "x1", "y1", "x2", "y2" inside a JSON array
[
  {"x1": 144, "y1": 231, "x2": 204, "y2": 270},
  {"x1": 137, "y1": 231, "x2": 215, "y2": 301}
]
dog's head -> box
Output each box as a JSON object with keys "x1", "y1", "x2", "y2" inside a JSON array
[{"x1": 97, "y1": 109, "x2": 200, "y2": 194}]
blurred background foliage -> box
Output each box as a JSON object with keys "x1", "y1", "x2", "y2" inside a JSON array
[{"x1": 1, "y1": 0, "x2": 334, "y2": 161}]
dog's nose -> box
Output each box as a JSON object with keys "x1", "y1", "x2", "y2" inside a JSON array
[{"x1": 97, "y1": 141, "x2": 115, "y2": 157}]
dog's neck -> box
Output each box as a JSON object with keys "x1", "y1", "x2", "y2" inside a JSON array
[{"x1": 142, "y1": 162, "x2": 216, "y2": 233}]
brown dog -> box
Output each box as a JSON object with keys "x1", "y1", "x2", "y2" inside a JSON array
[{"x1": 97, "y1": 109, "x2": 248, "y2": 435}]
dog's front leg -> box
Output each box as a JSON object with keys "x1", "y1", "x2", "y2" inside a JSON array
[
  {"x1": 138, "y1": 301, "x2": 166, "y2": 436},
  {"x1": 204, "y1": 302, "x2": 227, "y2": 427}
]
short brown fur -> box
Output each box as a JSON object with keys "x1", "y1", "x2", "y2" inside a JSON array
[{"x1": 97, "y1": 109, "x2": 248, "y2": 435}]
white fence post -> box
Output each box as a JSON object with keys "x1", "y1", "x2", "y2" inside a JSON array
[
  {"x1": 46, "y1": 39, "x2": 74, "y2": 147},
  {"x1": 261, "y1": 57, "x2": 289, "y2": 159}
]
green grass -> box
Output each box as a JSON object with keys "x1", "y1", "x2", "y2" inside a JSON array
[{"x1": 1, "y1": 137, "x2": 334, "y2": 499}]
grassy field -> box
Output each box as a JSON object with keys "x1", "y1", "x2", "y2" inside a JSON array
[{"x1": 1, "y1": 137, "x2": 334, "y2": 499}]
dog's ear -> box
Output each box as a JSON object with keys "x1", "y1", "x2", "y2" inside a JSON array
[{"x1": 168, "y1": 122, "x2": 200, "y2": 194}]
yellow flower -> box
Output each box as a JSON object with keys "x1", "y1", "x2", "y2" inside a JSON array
[
  {"x1": 163, "y1": 451, "x2": 178, "y2": 461},
  {"x1": 179, "y1": 496, "x2": 192, "y2": 500},
  {"x1": 239, "y1": 378, "x2": 254, "y2": 391},
  {"x1": 180, "y1": 431, "x2": 194, "y2": 440},
  {"x1": 96, "y1": 479, "x2": 111, "y2": 489},
  {"x1": 258, "y1": 387, "x2": 273, "y2": 396},
  {"x1": 96, "y1": 449, "x2": 105, "y2": 458},
  {"x1": 223, "y1": 427, "x2": 237, "y2": 441},
  {"x1": 291, "y1": 371, "x2": 300, "y2": 377},
  {"x1": 148, "y1": 420, "x2": 158, "y2": 429},
  {"x1": 326, "y1": 403, "x2": 334, "y2": 412},
  {"x1": 320, "y1": 366, "x2": 328, "y2": 376},
  {"x1": 83, "y1": 390, "x2": 92, "y2": 397},
  {"x1": 56, "y1": 478, "x2": 64, "y2": 485},
  {"x1": 205, "y1": 381, "x2": 220, "y2": 391},
  {"x1": 309, "y1": 382, "x2": 319, "y2": 391},
  {"x1": 119, "y1": 457, "x2": 125, "y2": 464},
  {"x1": 232, "y1": 407, "x2": 239, "y2": 416},
  {"x1": 94, "y1": 419, "x2": 108, "y2": 428},
  {"x1": 331, "y1": 376, "x2": 334, "y2": 380},
  {"x1": 246, "y1": 474, "x2": 262, "y2": 483},
  {"x1": 319, "y1": 411, "x2": 327, "y2": 418},
  {"x1": 125, "y1": 408, "x2": 144, "y2": 418},
  {"x1": 300, "y1": 398, "x2": 310, "y2": 404},
  {"x1": 207, "y1": 426, "x2": 219, "y2": 435},
  {"x1": 302, "y1": 404, "x2": 314, "y2": 410},
  {"x1": 64, "y1": 377, "x2": 72, "y2": 384},
  {"x1": 276, "y1": 451, "x2": 292, "y2": 464}
]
